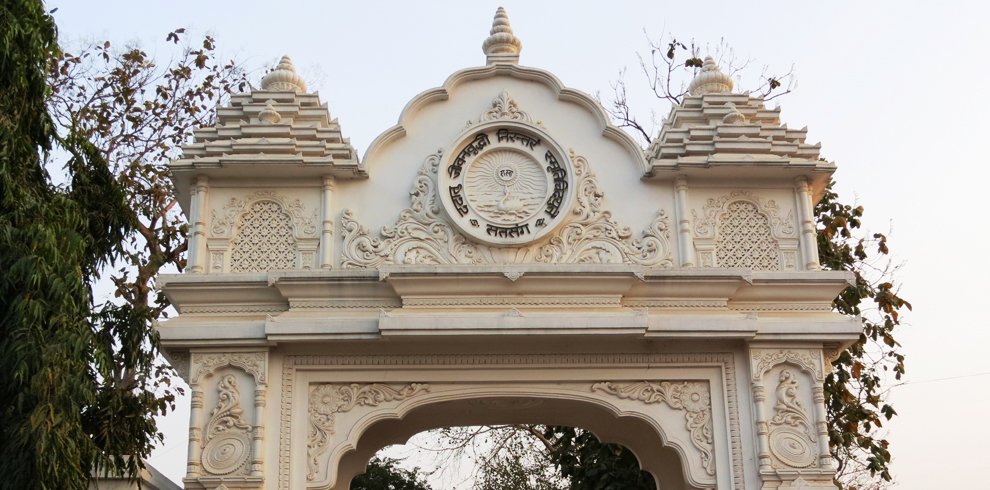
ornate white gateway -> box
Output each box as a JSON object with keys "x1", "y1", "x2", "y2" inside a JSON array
[{"x1": 159, "y1": 8, "x2": 857, "y2": 490}]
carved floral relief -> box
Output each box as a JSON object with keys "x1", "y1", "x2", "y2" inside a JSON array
[
  {"x1": 340, "y1": 148, "x2": 673, "y2": 267},
  {"x1": 307, "y1": 383, "x2": 430, "y2": 481},
  {"x1": 767, "y1": 370, "x2": 818, "y2": 468},
  {"x1": 201, "y1": 374, "x2": 253, "y2": 476},
  {"x1": 592, "y1": 380, "x2": 716, "y2": 476}
]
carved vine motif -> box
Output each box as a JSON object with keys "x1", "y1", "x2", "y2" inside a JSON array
[
  {"x1": 751, "y1": 349, "x2": 823, "y2": 382},
  {"x1": 201, "y1": 374, "x2": 253, "y2": 476},
  {"x1": 466, "y1": 90, "x2": 535, "y2": 127},
  {"x1": 592, "y1": 381, "x2": 715, "y2": 476},
  {"x1": 767, "y1": 370, "x2": 818, "y2": 468},
  {"x1": 307, "y1": 383, "x2": 430, "y2": 481},
  {"x1": 192, "y1": 352, "x2": 267, "y2": 385},
  {"x1": 340, "y1": 150, "x2": 673, "y2": 267},
  {"x1": 211, "y1": 190, "x2": 318, "y2": 238}
]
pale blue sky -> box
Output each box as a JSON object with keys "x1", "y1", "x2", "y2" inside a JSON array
[{"x1": 49, "y1": 1, "x2": 990, "y2": 488}]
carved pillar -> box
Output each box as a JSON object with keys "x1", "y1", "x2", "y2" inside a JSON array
[
  {"x1": 674, "y1": 176, "x2": 697, "y2": 267},
  {"x1": 251, "y1": 385, "x2": 267, "y2": 476},
  {"x1": 186, "y1": 387, "x2": 205, "y2": 476},
  {"x1": 794, "y1": 177, "x2": 820, "y2": 270},
  {"x1": 188, "y1": 176, "x2": 210, "y2": 273},
  {"x1": 751, "y1": 383, "x2": 774, "y2": 472},
  {"x1": 319, "y1": 176, "x2": 335, "y2": 270},
  {"x1": 811, "y1": 386, "x2": 832, "y2": 469}
]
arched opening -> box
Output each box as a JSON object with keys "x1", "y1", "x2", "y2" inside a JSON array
[{"x1": 335, "y1": 396, "x2": 697, "y2": 490}]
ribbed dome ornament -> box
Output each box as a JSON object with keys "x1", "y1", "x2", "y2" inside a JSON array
[
  {"x1": 261, "y1": 55, "x2": 307, "y2": 93},
  {"x1": 688, "y1": 56, "x2": 733, "y2": 96},
  {"x1": 482, "y1": 7, "x2": 522, "y2": 65}
]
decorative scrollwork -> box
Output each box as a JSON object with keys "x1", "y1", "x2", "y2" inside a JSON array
[
  {"x1": 592, "y1": 381, "x2": 715, "y2": 476},
  {"x1": 693, "y1": 191, "x2": 795, "y2": 239},
  {"x1": 466, "y1": 90, "x2": 535, "y2": 127},
  {"x1": 751, "y1": 349, "x2": 823, "y2": 382},
  {"x1": 211, "y1": 190, "x2": 318, "y2": 238},
  {"x1": 192, "y1": 352, "x2": 267, "y2": 385},
  {"x1": 307, "y1": 383, "x2": 430, "y2": 481},
  {"x1": 201, "y1": 374, "x2": 253, "y2": 476},
  {"x1": 340, "y1": 149, "x2": 673, "y2": 267},
  {"x1": 767, "y1": 370, "x2": 817, "y2": 468}
]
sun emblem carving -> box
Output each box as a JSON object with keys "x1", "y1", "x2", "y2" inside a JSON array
[{"x1": 440, "y1": 122, "x2": 573, "y2": 246}]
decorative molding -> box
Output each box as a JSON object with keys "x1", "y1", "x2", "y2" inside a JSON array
[
  {"x1": 751, "y1": 349, "x2": 823, "y2": 382},
  {"x1": 307, "y1": 383, "x2": 429, "y2": 481},
  {"x1": 767, "y1": 370, "x2": 818, "y2": 468},
  {"x1": 402, "y1": 295, "x2": 621, "y2": 308},
  {"x1": 278, "y1": 352, "x2": 743, "y2": 490},
  {"x1": 201, "y1": 374, "x2": 253, "y2": 476},
  {"x1": 503, "y1": 271, "x2": 524, "y2": 282},
  {"x1": 593, "y1": 381, "x2": 715, "y2": 476},
  {"x1": 340, "y1": 149, "x2": 673, "y2": 267},
  {"x1": 623, "y1": 299, "x2": 727, "y2": 309},
  {"x1": 728, "y1": 302, "x2": 832, "y2": 312},
  {"x1": 182, "y1": 304, "x2": 288, "y2": 314},
  {"x1": 192, "y1": 352, "x2": 268, "y2": 385},
  {"x1": 211, "y1": 190, "x2": 319, "y2": 239},
  {"x1": 466, "y1": 90, "x2": 536, "y2": 127}
]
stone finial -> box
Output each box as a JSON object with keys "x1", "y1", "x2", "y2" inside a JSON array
[
  {"x1": 688, "y1": 56, "x2": 733, "y2": 96},
  {"x1": 261, "y1": 55, "x2": 307, "y2": 93},
  {"x1": 482, "y1": 7, "x2": 522, "y2": 65},
  {"x1": 258, "y1": 100, "x2": 282, "y2": 124}
]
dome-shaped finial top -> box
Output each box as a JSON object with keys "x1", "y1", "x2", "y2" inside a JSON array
[
  {"x1": 688, "y1": 56, "x2": 733, "y2": 96},
  {"x1": 261, "y1": 55, "x2": 307, "y2": 93},
  {"x1": 482, "y1": 7, "x2": 522, "y2": 65}
]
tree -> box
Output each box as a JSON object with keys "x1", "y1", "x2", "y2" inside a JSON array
[
  {"x1": 1, "y1": 0, "x2": 246, "y2": 486},
  {"x1": 1, "y1": 1, "x2": 135, "y2": 487},
  {"x1": 351, "y1": 457, "x2": 432, "y2": 490}
]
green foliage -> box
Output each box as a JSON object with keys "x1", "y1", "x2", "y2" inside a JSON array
[
  {"x1": 1, "y1": 1, "x2": 246, "y2": 487},
  {"x1": 543, "y1": 427, "x2": 654, "y2": 490},
  {"x1": 0, "y1": 1, "x2": 139, "y2": 487},
  {"x1": 816, "y1": 180, "x2": 910, "y2": 487},
  {"x1": 351, "y1": 457, "x2": 432, "y2": 490}
]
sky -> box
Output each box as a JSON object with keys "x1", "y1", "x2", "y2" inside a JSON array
[{"x1": 47, "y1": 1, "x2": 990, "y2": 488}]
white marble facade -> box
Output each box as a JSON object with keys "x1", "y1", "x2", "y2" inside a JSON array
[{"x1": 159, "y1": 8, "x2": 859, "y2": 490}]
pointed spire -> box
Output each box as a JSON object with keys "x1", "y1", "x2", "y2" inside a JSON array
[
  {"x1": 261, "y1": 55, "x2": 307, "y2": 93},
  {"x1": 482, "y1": 7, "x2": 522, "y2": 65},
  {"x1": 688, "y1": 56, "x2": 733, "y2": 96}
]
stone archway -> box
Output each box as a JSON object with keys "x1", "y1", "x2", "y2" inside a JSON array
[
  {"x1": 293, "y1": 353, "x2": 732, "y2": 490},
  {"x1": 336, "y1": 395, "x2": 691, "y2": 490}
]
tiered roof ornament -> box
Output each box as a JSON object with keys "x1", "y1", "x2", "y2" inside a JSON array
[
  {"x1": 260, "y1": 55, "x2": 307, "y2": 93},
  {"x1": 483, "y1": 7, "x2": 522, "y2": 65},
  {"x1": 645, "y1": 57, "x2": 832, "y2": 188},
  {"x1": 171, "y1": 54, "x2": 364, "y2": 204},
  {"x1": 687, "y1": 56, "x2": 733, "y2": 96}
]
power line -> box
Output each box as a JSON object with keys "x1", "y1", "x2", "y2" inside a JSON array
[{"x1": 892, "y1": 370, "x2": 990, "y2": 388}]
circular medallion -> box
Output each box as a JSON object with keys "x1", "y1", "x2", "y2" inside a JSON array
[
  {"x1": 202, "y1": 431, "x2": 251, "y2": 475},
  {"x1": 439, "y1": 122, "x2": 574, "y2": 246}
]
